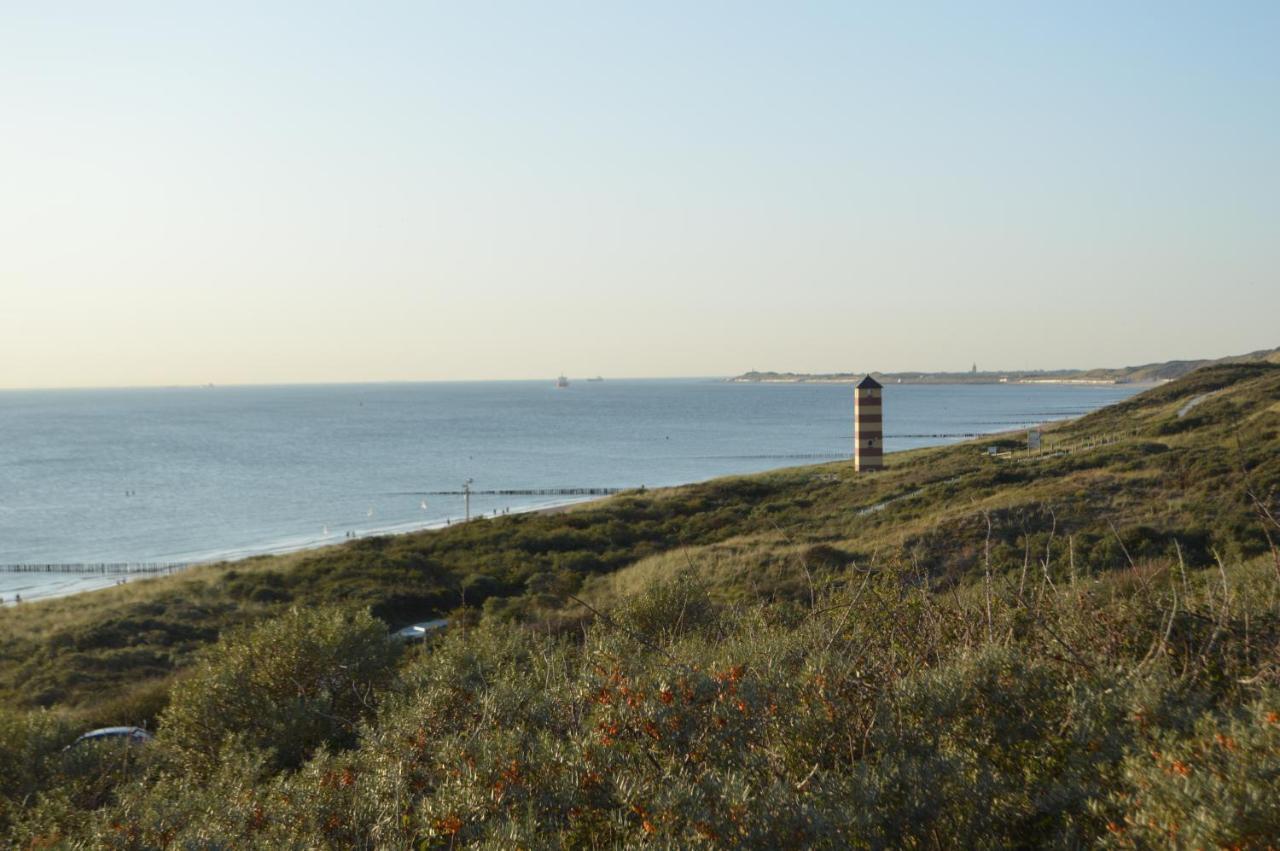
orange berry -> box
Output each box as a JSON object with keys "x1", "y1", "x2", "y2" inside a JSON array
[{"x1": 434, "y1": 815, "x2": 463, "y2": 835}]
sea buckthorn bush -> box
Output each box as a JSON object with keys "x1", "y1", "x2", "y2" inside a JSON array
[
  {"x1": 159, "y1": 605, "x2": 397, "y2": 772},
  {"x1": 3, "y1": 558, "x2": 1269, "y2": 848},
  {"x1": 1101, "y1": 695, "x2": 1280, "y2": 848}
]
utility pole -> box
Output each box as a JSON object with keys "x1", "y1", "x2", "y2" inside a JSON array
[{"x1": 463, "y1": 478, "x2": 473, "y2": 522}]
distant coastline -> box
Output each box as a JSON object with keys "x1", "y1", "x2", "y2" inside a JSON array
[
  {"x1": 729, "y1": 346, "x2": 1280, "y2": 386},
  {"x1": 729, "y1": 372, "x2": 1128, "y2": 386}
]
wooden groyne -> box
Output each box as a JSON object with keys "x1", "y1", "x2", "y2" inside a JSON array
[
  {"x1": 893, "y1": 432, "x2": 1004, "y2": 439},
  {"x1": 396, "y1": 488, "x2": 626, "y2": 496},
  {"x1": 704, "y1": 453, "x2": 851, "y2": 461},
  {"x1": 0, "y1": 563, "x2": 190, "y2": 576}
]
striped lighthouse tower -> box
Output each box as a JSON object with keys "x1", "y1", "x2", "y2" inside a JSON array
[{"x1": 854, "y1": 375, "x2": 883, "y2": 472}]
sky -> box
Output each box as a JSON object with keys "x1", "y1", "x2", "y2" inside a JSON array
[{"x1": 2, "y1": 2, "x2": 1278, "y2": 388}]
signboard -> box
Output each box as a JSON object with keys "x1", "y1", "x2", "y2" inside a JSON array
[{"x1": 1028, "y1": 430, "x2": 1042, "y2": 451}]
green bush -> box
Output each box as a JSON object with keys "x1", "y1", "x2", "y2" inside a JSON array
[
  {"x1": 160, "y1": 606, "x2": 397, "y2": 771},
  {"x1": 0, "y1": 707, "x2": 77, "y2": 834},
  {"x1": 616, "y1": 570, "x2": 718, "y2": 641},
  {"x1": 1103, "y1": 694, "x2": 1280, "y2": 848},
  {"x1": 853, "y1": 648, "x2": 1134, "y2": 847}
]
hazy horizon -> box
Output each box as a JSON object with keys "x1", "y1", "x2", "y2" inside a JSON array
[
  {"x1": 4, "y1": 3, "x2": 1278, "y2": 390},
  {"x1": 2, "y1": 340, "x2": 1272, "y2": 393}
]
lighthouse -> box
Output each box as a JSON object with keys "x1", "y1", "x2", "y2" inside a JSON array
[{"x1": 854, "y1": 375, "x2": 883, "y2": 472}]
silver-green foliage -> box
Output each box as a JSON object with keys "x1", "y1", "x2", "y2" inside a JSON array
[
  {"x1": 9, "y1": 558, "x2": 1280, "y2": 849},
  {"x1": 159, "y1": 605, "x2": 397, "y2": 772}
]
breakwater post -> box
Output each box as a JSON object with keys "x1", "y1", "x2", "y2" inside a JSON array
[{"x1": 0, "y1": 563, "x2": 189, "y2": 575}]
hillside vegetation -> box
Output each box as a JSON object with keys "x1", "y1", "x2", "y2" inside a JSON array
[{"x1": 1, "y1": 363, "x2": 1278, "y2": 847}]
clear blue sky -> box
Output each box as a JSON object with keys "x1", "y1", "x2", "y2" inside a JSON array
[{"x1": 2, "y1": 2, "x2": 1277, "y2": 387}]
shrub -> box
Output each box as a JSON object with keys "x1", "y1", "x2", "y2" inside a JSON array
[
  {"x1": 1103, "y1": 694, "x2": 1280, "y2": 848},
  {"x1": 616, "y1": 570, "x2": 718, "y2": 642},
  {"x1": 160, "y1": 606, "x2": 397, "y2": 771},
  {"x1": 0, "y1": 708, "x2": 78, "y2": 834},
  {"x1": 854, "y1": 648, "x2": 1134, "y2": 847}
]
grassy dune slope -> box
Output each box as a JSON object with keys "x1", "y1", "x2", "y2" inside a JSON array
[
  {"x1": 1, "y1": 363, "x2": 1279, "y2": 847},
  {"x1": 0, "y1": 363, "x2": 1277, "y2": 721},
  {"x1": 590, "y1": 362, "x2": 1280, "y2": 605}
]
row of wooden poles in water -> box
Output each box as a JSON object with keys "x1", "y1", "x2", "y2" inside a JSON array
[
  {"x1": 4, "y1": 433, "x2": 1142, "y2": 578},
  {"x1": 1, "y1": 489, "x2": 631, "y2": 576},
  {"x1": 0, "y1": 563, "x2": 189, "y2": 575}
]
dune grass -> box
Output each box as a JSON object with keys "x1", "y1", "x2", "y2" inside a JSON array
[
  {"x1": 2, "y1": 363, "x2": 1277, "y2": 719},
  {"x1": 1, "y1": 362, "x2": 1278, "y2": 845}
]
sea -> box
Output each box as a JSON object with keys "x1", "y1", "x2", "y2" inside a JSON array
[{"x1": 0, "y1": 379, "x2": 1145, "y2": 603}]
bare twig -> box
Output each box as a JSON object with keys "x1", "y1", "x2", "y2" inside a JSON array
[
  {"x1": 1174, "y1": 539, "x2": 1189, "y2": 601},
  {"x1": 1232, "y1": 432, "x2": 1280, "y2": 586},
  {"x1": 1019, "y1": 514, "x2": 1031, "y2": 604},
  {"x1": 1134, "y1": 587, "x2": 1177, "y2": 676},
  {"x1": 1040, "y1": 620, "x2": 1095, "y2": 673},
  {"x1": 1039, "y1": 506, "x2": 1059, "y2": 601},
  {"x1": 768, "y1": 518, "x2": 816, "y2": 611},
  {"x1": 567, "y1": 595, "x2": 691, "y2": 671},
  {"x1": 982, "y1": 510, "x2": 995, "y2": 642},
  {"x1": 1068, "y1": 534, "x2": 1077, "y2": 588},
  {"x1": 795, "y1": 761, "x2": 821, "y2": 791}
]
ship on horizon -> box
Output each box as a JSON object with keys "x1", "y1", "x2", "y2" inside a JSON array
[{"x1": 556, "y1": 375, "x2": 570, "y2": 388}]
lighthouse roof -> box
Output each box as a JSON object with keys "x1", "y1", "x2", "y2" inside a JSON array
[{"x1": 857, "y1": 375, "x2": 882, "y2": 389}]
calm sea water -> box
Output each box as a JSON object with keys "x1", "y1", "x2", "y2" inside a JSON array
[{"x1": 0, "y1": 379, "x2": 1144, "y2": 600}]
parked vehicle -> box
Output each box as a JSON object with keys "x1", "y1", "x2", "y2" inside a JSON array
[
  {"x1": 393, "y1": 619, "x2": 449, "y2": 642},
  {"x1": 69, "y1": 726, "x2": 153, "y2": 748}
]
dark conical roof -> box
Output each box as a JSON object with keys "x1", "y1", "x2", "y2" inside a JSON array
[{"x1": 857, "y1": 375, "x2": 882, "y2": 389}]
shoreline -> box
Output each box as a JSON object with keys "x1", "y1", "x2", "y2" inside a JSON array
[
  {"x1": 2, "y1": 384, "x2": 1147, "y2": 608},
  {"x1": 0, "y1": 494, "x2": 608, "y2": 607},
  {"x1": 0, "y1": 398, "x2": 1115, "y2": 608}
]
